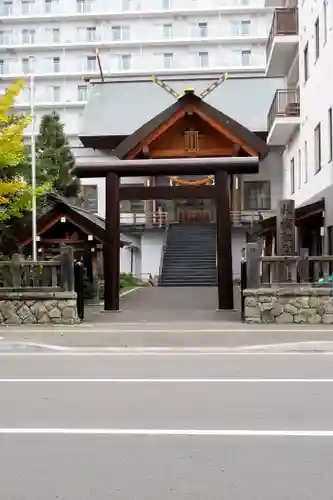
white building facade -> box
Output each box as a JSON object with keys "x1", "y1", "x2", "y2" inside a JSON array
[
  {"x1": 0, "y1": 0, "x2": 273, "y2": 141},
  {"x1": 266, "y1": 0, "x2": 332, "y2": 251}
]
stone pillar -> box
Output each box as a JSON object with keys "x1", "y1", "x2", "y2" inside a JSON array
[{"x1": 276, "y1": 199, "x2": 296, "y2": 255}]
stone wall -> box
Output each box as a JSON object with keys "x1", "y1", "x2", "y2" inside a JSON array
[
  {"x1": 244, "y1": 287, "x2": 333, "y2": 324},
  {"x1": 0, "y1": 291, "x2": 79, "y2": 325}
]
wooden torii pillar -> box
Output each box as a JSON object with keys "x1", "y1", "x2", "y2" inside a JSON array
[{"x1": 74, "y1": 157, "x2": 259, "y2": 312}]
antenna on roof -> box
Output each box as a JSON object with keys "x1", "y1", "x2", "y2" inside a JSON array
[
  {"x1": 95, "y1": 48, "x2": 105, "y2": 82},
  {"x1": 200, "y1": 72, "x2": 228, "y2": 99},
  {"x1": 151, "y1": 75, "x2": 180, "y2": 99}
]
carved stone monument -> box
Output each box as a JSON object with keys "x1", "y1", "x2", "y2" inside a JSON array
[{"x1": 277, "y1": 199, "x2": 295, "y2": 256}]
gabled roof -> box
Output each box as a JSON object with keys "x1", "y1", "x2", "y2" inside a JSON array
[
  {"x1": 114, "y1": 91, "x2": 269, "y2": 160},
  {"x1": 14, "y1": 193, "x2": 131, "y2": 248}
]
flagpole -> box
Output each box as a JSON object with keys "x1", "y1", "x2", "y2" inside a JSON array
[{"x1": 30, "y1": 70, "x2": 37, "y2": 261}]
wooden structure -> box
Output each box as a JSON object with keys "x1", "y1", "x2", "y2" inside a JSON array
[
  {"x1": 75, "y1": 88, "x2": 269, "y2": 311},
  {"x1": 14, "y1": 194, "x2": 130, "y2": 253},
  {"x1": 0, "y1": 248, "x2": 74, "y2": 292},
  {"x1": 11, "y1": 193, "x2": 131, "y2": 284}
]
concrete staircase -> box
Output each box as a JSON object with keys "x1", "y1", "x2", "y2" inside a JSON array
[{"x1": 159, "y1": 223, "x2": 217, "y2": 286}]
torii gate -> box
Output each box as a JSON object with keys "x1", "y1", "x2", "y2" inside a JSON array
[{"x1": 75, "y1": 75, "x2": 268, "y2": 311}]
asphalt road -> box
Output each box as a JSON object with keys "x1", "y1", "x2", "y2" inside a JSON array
[{"x1": 1, "y1": 352, "x2": 333, "y2": 499}]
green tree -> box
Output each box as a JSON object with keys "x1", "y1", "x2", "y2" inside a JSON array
[{"x1": 36, "y1": 111, "x2": 80, "y2": 198}]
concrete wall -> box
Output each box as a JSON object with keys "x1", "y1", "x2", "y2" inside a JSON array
[
  {"x1": 120, "y1": 232, "x2": 164, "y2": 281},
  {"x1": 282, "y1": 0, "x2": 333, "y2": 208}
]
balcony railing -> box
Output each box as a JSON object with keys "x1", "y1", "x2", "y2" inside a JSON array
[
  {"x1": 119, "y1": 210, "x2": 275, "y2": 228},
  {"x1": 266, "y1": 7, "x2": 298, "y2": 61},
  {"x1": 120, "y1": 211, "x2": 169, "y2": 227},
  {"x1": 268, "y1": 89, "x2": 300, "y2": 132}
]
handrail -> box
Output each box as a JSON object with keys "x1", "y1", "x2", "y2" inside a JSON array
[
  {"x1": 267, "y1": 88, "x2": 300, "y2": 132},
  {"x1": 120, "y1": 211, "x2": 169, "y2": 227},
  {"x1": 266, "y1": 7, "x2": 298, "y2": 60},
  {"x1": 158, "y1": 221, "x2": 170, "y2": 285}
]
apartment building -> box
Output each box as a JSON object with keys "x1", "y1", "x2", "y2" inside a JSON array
[
  {"x1": 265, "y1": 0, "x2": 332, "y2": 254},
  {"x1": 0, "y1": 0, "x2": 273, "y2": 142}
]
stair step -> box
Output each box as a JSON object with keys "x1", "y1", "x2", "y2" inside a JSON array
[{"x1": 161, "y1": 223, "x2": 217, "y2": 286}]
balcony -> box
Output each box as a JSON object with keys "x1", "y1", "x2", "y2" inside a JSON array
[
  {"x1": 267, "y1": 89, "x2": 300, "y2": 146},
  {"x1": 266, "y1": 8, "x2": 299, "y2": 77}
]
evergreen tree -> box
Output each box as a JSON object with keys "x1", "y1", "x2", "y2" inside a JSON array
[{"x1": 36, "y1": 111, "x2": 80, "y2": 198}]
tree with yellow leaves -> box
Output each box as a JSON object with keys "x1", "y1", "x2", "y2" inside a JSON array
[{"x1": 0, "y1": 80, "x2": 47, "y2": 221}]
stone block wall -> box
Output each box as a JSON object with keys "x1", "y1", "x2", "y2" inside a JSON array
[
  {"x1": 244, "y1": 287, "x2": 333, "y2": 324},
  {"x1": 0, "y1": 291, "x2": 79, "y2": 325}
]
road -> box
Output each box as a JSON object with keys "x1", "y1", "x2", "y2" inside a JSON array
[{"x1": 1, "y1": 351, "x2": 333, "y2": 499}]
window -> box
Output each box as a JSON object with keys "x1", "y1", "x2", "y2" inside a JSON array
[
  {"x1": 199, "y1": 51, "x2": 209, "y2": 68},
  {"x1": 323, "y1": 0, "x2": 328, "y2": 44},
  {"x1": 44, "y1": 0, "x2": 52, "y2": 13},
  {"x1": 22, "y1": 57, "x2": 34, "y2": 73},
  {"x1": 314, "y1": 123, "x2": 322, "y2": 173},
  {"x1": 329, "y1": 107, "x2": 332, "y2": 163},
  {"x1": 240, "y1": 20, "x2": 251, "y2": 35},
  {"x1": 53, "y1": 56, "x2": 60, "y2": 72},
  {"x1": 241, "y1": 49, "x2": 251, "y2": 66},
  {"x1": 86, "y1": 27, "x2": 96, "y2": 41},
  {"x1": 122, "y1": 0, "x2": 134, "y2": 10},
  {"x1": 86, "y1": 55, "x2": 97, "y2": 71},
  {"x1": 111, "y1": 25, "x2": 130, "y2": 40},
  {"x1": 162, "y1": 23, "x2": 173, "y2": 39},
  {"x1": 198, "y1": 22, "x2": 208, "y2": 37},
  {"x1": 2, "y1": 1, "x2": 13, "y2": 15},
  {"x1": 77, "y1": 0, "x2": 91, "y2": 13},
  {"x1": 82, "y1": 185, "x2": 98, "y2": 213},
  {"x1": 243, "y1": 181, "x2": 270, "y2": 210},
  {"x1": 0, "y1": 30, "x2": 11, "y2": 44},
  {"x1": 52, "y1": 28, "x2": 60, "y2": 43},
  {"x1": 290, "y1": 158, "x2": 295, "y2": 194},
  {"x1": 304, "y1": 141, "x2": 308, "y2": 183},
  {"x1": 120, "y1": 184, "x2": 145, "y2": 213},
  {"x1": 22, "y1": 29, "x2": 35, "y2": 44},
  {"x1": 163, "y1": 52, "x2": 173, "y2": 69},
  {"x1": 78, "y1": 85, "x2": 87, "y2": 101},
  {"x1": 298, "y1": 149, "x2": 301, "y2": 189},
  {"x1": 303, "y1": 43, "x2": 308, "y2": 82},
  {"x1": 120, "y1": 54, "x2": 131, "y2": 70},
  {"x1": 22, "y1": 0, "x2": 34, "y2": 14},
  {"x1": 48, "y1": 86, "x2": 60, "y2": 101},
  {"x1": 0, "y1": 59, "x2": 6, "y2": 74},
  {"x1": 161, "y1": 0, "x2": 171, "y2": 8},
  {"x1": 314, "y1": 17, "x2": 320, "y2": 61}
]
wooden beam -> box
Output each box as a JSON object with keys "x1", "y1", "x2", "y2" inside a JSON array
[
  {"x1": 127, "y1": 107, "x2": 187, "y2": 159},
  {"x1": 120, "y1": 185, "x2": 215, "y2": 200},
  {"x1": 195, "y1": 109, "x2": 258, "y2": 157},
  {"x1": 74, "y1": 156, "x2": 259, "y2": 178},
  {"x1": 215, "y1": 170, "x2": 234, "y2": 310},
  {"x1": 150, "y1": 148, "x2": 235, "y2": 158},
  {"x1": 104, "y1": 172, "x2": 120, "y2": 311}
]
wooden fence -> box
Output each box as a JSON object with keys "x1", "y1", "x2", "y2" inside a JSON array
[
  {"x1": 246, "y1": 246, "x2": 333, "y2": 288},
  {"x1": 0, "y1": 248, "x2": 74, "y2": 292}
]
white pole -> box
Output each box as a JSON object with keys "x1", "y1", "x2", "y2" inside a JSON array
[{"x1": 30, "y1": 72, "x2": 37, "y2": 261}]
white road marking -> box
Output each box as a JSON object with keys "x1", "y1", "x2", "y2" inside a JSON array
[
  {"x1": 0, "y1": 428, "x2": 333, "y2": 437},
  {"x1": 0, "y1": 378, "x2": 333, "y2": 383},
  {"x1": 0, "y1": 351, "x2": 332, "y2": 356}
]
